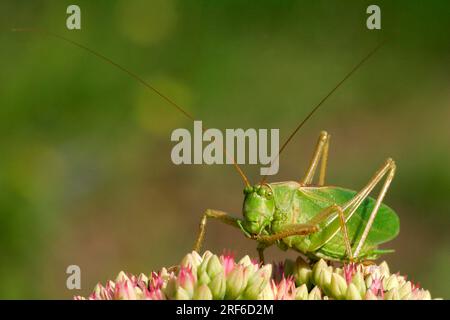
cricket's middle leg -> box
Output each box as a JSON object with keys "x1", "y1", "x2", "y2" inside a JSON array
[
  {"x1": 301, "y1": 131, "x2": 330, "y2": 186},
  {"x1": 193, "y1": 209, "x2": 241, "y2": 253}
]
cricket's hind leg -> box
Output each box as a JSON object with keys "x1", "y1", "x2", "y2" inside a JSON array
[
  {"x1": 349, "y1": 158, "x2": 396, "y2": 258},
  {"x1": 193, "y1": 209, "x2": 241, "y2": 253},
  {"x1": 301, "y1": 131, "x2": 330, "y2": 186},
  {"x1": 303, "y1": 159, "x2": 396, "y2": 262}
]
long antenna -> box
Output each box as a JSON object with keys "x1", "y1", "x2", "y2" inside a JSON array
[
  {"x1": 260, "y1": 41, "x2": 385, "y2": 184},
  {"x1": 12, "y1": 27, "x2": 250, "y2": 186}
]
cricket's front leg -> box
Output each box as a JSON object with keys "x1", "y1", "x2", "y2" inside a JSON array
[{"x1": 193, "y1": 209, "x2": 241, "y2": 252}]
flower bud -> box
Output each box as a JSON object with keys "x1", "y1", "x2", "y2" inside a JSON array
[
  {"x1": 193, "y1": 284, "x2": 213, "y2": 300},
  {"x1": 384, "y1": 274, "x2": 399, "y2": 291},
  {"x1": 259, "y1": 282, "x2": 275, "y2": 300},
  {"x1": 385, "y1": 288, "x2": 400, "y2": 300},
  {"x1": 181, "y1": 252, "x2": 201, "y2": 274},
  {"x1": 421, "y1": 290, "x2": 431, "y2": 300},
  {"x1": 115, "y1": 271, "x2": 129, "y2": 283},
  {"x1": 175, "y1": 287, "x2": 191, "y2": 300},
  {"x1": 364, "y1": 290, "x2": 378, "y2": 300},
  {"x1": 177, "y1": 267, "x2": 196, "y2": 298},
  {"x1": 294, "y1": 263, "x2": 312, "y2": 287},
  {"x1": 137, "y1": 273, "x2": 149, "y2": 287},
  {"x1": 242, "y1": 265, "x2": 272, "y2": 300},
  {"x1": 295, "y1": 284, "x2": 309, "y2": 300},
  {"x1": 308, "y1": 286, "x2": 322, "y2": 300},
  {"x1": 114, "y1": 279, "x2": 137, "y2": 300},
  {"x1": 220, "y1": 253, "x2": 236, "y2": 276},
  {"x1": 346, "y1": 283, "x2": 362, "y2": 300},
  {"x1": 318, "y1": 268, "x2": 332, "y2": 293},
  {"x1": 399, "y1": 281, "x2": 412, "y2": 300},
  {"x1": 198, "y1": 272, "x2": 211, "y2": 285},
  {"x1": 225, "y1": 265, "x2": 249, "y2": 299},
  {"x1": 330, "y1": 273, "x2": 347, "y2": 300},
  {"x1": 379, "y1": 261, "x2": 390, "y2": 278},
  {"x1": 207, "y1": 255, "x2": 224, "y2": 279},
  {"x1": 197, "y1": 252, "x2": 215, "y2": 284},
  {"x1": 238, "y1": 255, "x2": 253, "y2": 267},
  {"x1": 351, "y1": 271, "x2": 366, "y2": 297},
  {"x1": 164, "y1": 276, "x2": 177, "y2": 300},
  {"x1": 209, "y1": 271, "x2": 226, "y2": 300}
]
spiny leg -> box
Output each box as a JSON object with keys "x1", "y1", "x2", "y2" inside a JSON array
[
  {"x1": 255, "y1": 223, "x2": 318, "y2": 245},
  {"x1": 254, "y1": 223, "x2": 320, "y2": 264},
  {"x1": 301, "y1": 131, "x2": 330, "y2": 186},
  {"x1": 308, "y1": 204, "x2": 354, "y2": 260},
  {"x1": 352, "y1": 159, "x2": 396, "y2": 258},
  {"x1": 305, "y1": 159, "x2": 396, "y2": 261},
  {"x1": 193, "y1": 209, "x2": 241, "y2": 252},
  {"x1": 319, "y1": 158, "x2": 396, "y2": 259},
  {"x1": 254, "y1": 205, "x2": 352, "y2": 262}
]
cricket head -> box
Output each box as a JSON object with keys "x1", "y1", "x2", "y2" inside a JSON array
[{"x1": 239, "y1": 184, "x2": 275, "y2": 237}]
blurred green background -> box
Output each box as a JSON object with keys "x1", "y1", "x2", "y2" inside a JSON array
[{"x1": 0, "y1": 0, "x2": 449, "y2": 299}]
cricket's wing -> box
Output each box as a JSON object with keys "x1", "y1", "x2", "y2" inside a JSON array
[{"x1": 299, "y1": 186, "x2": 400, "y2": 259}]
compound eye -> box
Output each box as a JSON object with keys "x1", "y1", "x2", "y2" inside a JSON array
[
  {"x1": 266, "y1": 190, "x2": 273, "y2": 199},
  {"x1": 257, "y1": 187, "x2": 265, "y2": 196},
  {"x1": 244, "y1": 186, "x2": 253, "y2": 194}
]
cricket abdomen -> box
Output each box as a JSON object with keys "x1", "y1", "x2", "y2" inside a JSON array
[{"x1": 269, "y1": 182, "x2": 400, "y2": 261}]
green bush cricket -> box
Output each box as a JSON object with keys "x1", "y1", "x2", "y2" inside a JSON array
[{"x1": 14, "y1": 29, "x2": 399, "y2": 264}]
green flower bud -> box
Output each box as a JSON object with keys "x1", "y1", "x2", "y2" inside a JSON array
[
  {"x1": 294, "y1": 266, "x2": 312, "y2": 287},
  {"x1": 242, "y1": 265, "x2": 272, "y2": 300},
  {"x1": 312, "y1": 259, "x2": 328, "y2": 286},
  {"x1": 193, "y1": 284, "x2": 213, "y2": 300},
  {"x1": 175, "y1": 287, "x2": 191, "y2": 300},
  {"x1": 295, "y1": 284, "x2": 309, "y2": 300},
  {"x1": 346, "y1": 283, "x2": 362, "y2": 300},
  {"x1": 209, "y1": 271, "x2": 226, "y2": 300},
  {"x1": 198, "y1": 272, "x2": 211, "y2": 286},
  {"x1": 385, "y1": 288, "x2": 400, "y2": 300},
  {"x1": 308, "y1": 286, "x2": 322, "y2": 300},
  {"x1": 225, "y1": 265, "x2": 249, "y2": 299},
  {"x1": 198, "y1": 252, "x2": 213, "y2": 277},
  {"x1": 351, "y1": 271, "x2": 366, "y2": 297},
  {"x1": 330, "y1": 273, "x2": 347, "y2": 300},
  {"x1": 318, "y1": 268, "x2": 332, "y2": 293},
  {"x1": 207, "y1": 255, "x2": 223, "y2": 279},
  {"x1": 164, "y1": 276, "x2": 177, "y2": 299},
  {"x1": 201, "y1": 251, "x2": 214, "y2": 264}
]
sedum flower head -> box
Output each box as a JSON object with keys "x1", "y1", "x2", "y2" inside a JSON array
[{"x1": 75, "y1": 251, "x2": 436, "y2": 300}]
